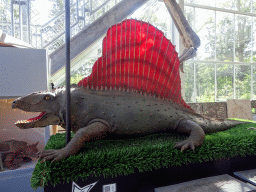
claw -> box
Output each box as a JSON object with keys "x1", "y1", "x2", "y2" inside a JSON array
[
  {"x1": 174, "y1": 139, "x2": 197, "y2": 152},
  {"x1": 179, "y1": 47, "x2": 197, "y2": 65},
  {"x1": 181, "y1": 143, "x2": 188, "y2": 151},
  {"x1": 36, "y1": 151, "x2": 42, "y2": 157},
  {"x1": 40, "y1": 158, "x2": 45, "y2": 163},
  {"x1": 51, "y1": 159, "x2": 56, "y2": 164}
]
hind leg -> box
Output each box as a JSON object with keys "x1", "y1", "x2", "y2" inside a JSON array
[{"x1": 174, "y1": 119, "x2": 205, "y2": 151}]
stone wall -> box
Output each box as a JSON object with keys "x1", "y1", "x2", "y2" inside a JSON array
[
  {"x1": 188, "y1": 100, "x2": 256, "y2": 120},
  {"x1": 188, "y1": 102, "x2": 227, "y2": 120}
]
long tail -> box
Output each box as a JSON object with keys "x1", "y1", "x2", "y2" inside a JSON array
[{"x1": 198, "y1": 118, "x2": 253, "y2": 134}]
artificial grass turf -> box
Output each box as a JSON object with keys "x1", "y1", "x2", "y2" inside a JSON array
[{"x1": 31, "y1": 121, "x2": 256, "y2": 190}]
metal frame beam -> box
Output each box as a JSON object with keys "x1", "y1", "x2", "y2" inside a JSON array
[
  {"x1": 65, "y1": 0, "x2": 71, "y2": 144},
  {"x1": 185, "y1": 3, "x2": 256, "y2": 17}
]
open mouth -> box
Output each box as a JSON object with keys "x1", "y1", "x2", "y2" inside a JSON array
[{"x1": 15, "y1": 112, "x2": 46, "y2": 125}]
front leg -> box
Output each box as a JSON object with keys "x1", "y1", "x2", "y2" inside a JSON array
[
  {"x1": 37, "y1": 122, "x2": 109, "y2": 163},
  {"x1": 174, "y1": 119, "x2": 205, "y2": 151}
]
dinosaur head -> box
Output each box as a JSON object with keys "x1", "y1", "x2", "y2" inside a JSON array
[{"x1": 12, "y1": 89, "x2": 64, "y2": 129}]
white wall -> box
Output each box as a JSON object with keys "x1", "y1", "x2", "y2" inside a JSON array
[{"x1": 0, "y1": 47, "x2": 47, "y2": 97}]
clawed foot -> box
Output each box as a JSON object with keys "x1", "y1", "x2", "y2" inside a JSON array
[
  {"x1": 174, "y1": 139, "x2": 199, "y2": 152},
  {"x1": 36, "y1": 148, "x2": 69, "y2": 163}
]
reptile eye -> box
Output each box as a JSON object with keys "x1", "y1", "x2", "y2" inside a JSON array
[{"x1": 44, "y1": 96, "x2": 51, "y2": 101}]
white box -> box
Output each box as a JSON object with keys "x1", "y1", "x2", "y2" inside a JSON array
[{"x1": 0, "y1": 47, "x2": 48, "y2": 97}]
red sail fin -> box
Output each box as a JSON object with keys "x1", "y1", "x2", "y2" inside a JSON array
[{"x1": 78, "y1": 19, "x2": 191, "y2": 110}]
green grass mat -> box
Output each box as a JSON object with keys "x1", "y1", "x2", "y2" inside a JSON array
[{"x1": 31, "y1": 121, "x2": 256, "y2": 190}]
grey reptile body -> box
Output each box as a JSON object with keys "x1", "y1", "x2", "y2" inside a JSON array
[
  {"x1": 66, "y1": 87, "x2": 246, "y2": 135},
  {"x1": 12, "y1": 86, "x2": 251, "y2": 163}
]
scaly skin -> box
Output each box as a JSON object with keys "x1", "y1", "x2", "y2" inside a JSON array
[{"x1": 12, "y1": 86, "x2": 250, "y2": 163}]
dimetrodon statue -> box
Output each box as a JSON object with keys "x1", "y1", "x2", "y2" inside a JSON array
[{"x1": 12, "y1": 0, "x2": 251, "y2": 163}]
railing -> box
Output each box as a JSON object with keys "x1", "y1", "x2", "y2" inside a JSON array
[
  {"x1": 36, "y1": 0, "x2": 123, "y2": 54},
  {"x1": 0, "y1": 0, "x2": 123, "y2": 54}
]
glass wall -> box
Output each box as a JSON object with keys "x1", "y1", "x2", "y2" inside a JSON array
[{"x1": 184, "y1": 0, "x2": 256, "y2": 102}]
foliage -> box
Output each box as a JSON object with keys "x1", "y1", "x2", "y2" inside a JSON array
[
  {"x1": 184, "y1": 1, "x2": 256, "y2": 102},
  {"x1": 196, "y1": 91, "x2": 215, "y2": 102}
]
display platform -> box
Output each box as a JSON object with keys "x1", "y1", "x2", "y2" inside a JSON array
[
  {"x1": 31, "y1": 120, "x2": 256, "y2": 192},
  {"x1": 43, "y1": 155, "x2": 256, "y2": 192}
]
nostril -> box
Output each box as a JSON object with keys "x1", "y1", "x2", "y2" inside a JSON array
[{"x1": 12, "y1": 100, "x2": 17, "y2": 109}]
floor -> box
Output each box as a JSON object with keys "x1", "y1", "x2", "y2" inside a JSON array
[
  {"x1": 0, "y1": 157, "x2": 43, "y2": 192},
  {"x1": 0, "y1": 157, "x2": 39, "y2": 172},
  {"x1": 155, "y1": 170, "x2": 256, "y2": 192}
]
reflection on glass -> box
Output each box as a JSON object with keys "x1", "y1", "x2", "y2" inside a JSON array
[
  {"x1": 235, "y1": 65, "x2": 251, "y2": 99},
  {"x1": 235, "y1": 15, "x2": 252, "y2": 62},
  {"x1": 235, "y1": 0, "x2": 252, "y2": 13},
  {"x1": 254, "y1": 0, "x2": 256, "y2": 13},
  {"x1": 184, "y1": 6, "x2": 195, "y2": 30},
  {"x1": 184, "y1": 62, "x2": 195, "y2": 102},
  {"x1": 253, "y1": 66, "x2": 256, "y2": 99},
  {"x1": 216, "y1": 64, "x2": 234, "y2": 101},
  {"x1": 194, "y1": 8, "x2": 215, "y2": 61},
  {"x1": 185, "y1": 0, "x2": 195, "y2": 4},
  {"x1": 216, "y1": 12, "x2": 234, "y2": 62},
  {"x1": 195, "y1": 63, "x2": 215, "y2": 102},
  {"x1": 215, "y1": 0, "x2": 236, "y2": 10},
  {"x1": 195, "y1": 0, "x2": 216, "y2": 7},
  {"x1": 253, "y1": 18, "x2": 256, "y2": 62}
]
